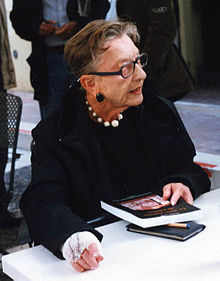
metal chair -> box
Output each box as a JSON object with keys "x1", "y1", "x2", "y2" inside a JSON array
[{"x1": 0, "y1": 92, "x2": 22, "y2": 225}]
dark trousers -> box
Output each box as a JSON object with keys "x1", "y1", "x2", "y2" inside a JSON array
[
  {"x1": 39, "y1": 51, "x2": 71, "y2": 119},
  {"x1": 143, "y1": 79, "x2": 188, "y2": 102}
]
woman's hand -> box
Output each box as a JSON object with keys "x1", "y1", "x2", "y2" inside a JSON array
[
  {"x1": 62, "y1": 231, "x2": 103, "y2": 273},
  {"x1": 163, "y1": 183, "x2": 193, "y2": 206},
  {"x1": 71, "y1": 242, "x2": 103, "y2": 272}
]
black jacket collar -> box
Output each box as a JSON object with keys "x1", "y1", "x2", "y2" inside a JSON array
[{"x1": 34, "y1": 84, "x2": 178, "y2": 146}]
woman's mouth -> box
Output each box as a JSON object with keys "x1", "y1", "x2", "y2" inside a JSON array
[{"x1": 130, "y1": 87, "x2": 142, "y2": 95}]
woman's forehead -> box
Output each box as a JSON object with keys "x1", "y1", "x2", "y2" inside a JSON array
[{"x1": 99, "y1": 34, "x2": 139, "y2": 65}]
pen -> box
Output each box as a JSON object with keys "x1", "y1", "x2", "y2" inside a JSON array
[{"x1": 167, "y1": 223, "x2": 190, "y2": 229}]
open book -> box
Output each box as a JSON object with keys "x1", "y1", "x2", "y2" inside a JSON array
[{"x1": 100, "y1": 193, "x2": 203, "y2": 228}]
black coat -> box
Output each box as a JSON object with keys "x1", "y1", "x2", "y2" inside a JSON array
[
  {"x1": 10, "y1": 0, "x2": 109, "y2": 104},
  {"x1": 117, "y1": 0, "x2": 195, "y2": 98},
  {"x1": 20, "y1": 86, "x2": 210, "y2": 258}
]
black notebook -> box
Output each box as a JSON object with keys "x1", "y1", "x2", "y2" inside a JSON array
[{"x1": 126, "y1": 221, "x2": 206, "y2": 241}]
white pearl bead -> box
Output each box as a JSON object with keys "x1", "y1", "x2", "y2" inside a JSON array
[
  {"x1": 104, "y1": 121, "x2": 110, "y2": 127},
  {"x1": 118, "y1": 114, "x2": 123, "y2": 120},
  {"x1": 111, "y1": 120, "x2": 119, "y2": 127},
  {"x1": 85, "y1": 98, "x2": 123, "y2": 128}
]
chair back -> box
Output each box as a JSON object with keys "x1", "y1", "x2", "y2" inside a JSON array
[
  {"x1": 0, "y1": 92, "x2": 22, "y2": 218},
  {"x1": 0, "y1": 92, "x2": 22, "y2": 150}
]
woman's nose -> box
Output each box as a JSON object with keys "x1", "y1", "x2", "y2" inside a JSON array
[{"x1": 134, "y1": 64, "x2": 147, "y2": 80}]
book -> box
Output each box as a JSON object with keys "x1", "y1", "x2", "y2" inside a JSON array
[
  {"x1": 100, "y1": 193, "x2": 203, "y2": 228},
  {"x1": 126, "y1": 221, "x2": 206, "y2": 241}
]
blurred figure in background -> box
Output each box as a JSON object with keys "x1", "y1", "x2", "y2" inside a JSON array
[
  {"x1": 0, "y1": 0, "x2": 16, "y2": 91},
  {"x1": 114, "y1": 0, "x2": 195, "y2": 102},
  {"x1": 0, "y1": 0, "x2": 17, "y2": 226},
  {"x1": 10, "y1": 0, "x2": 109, "y2": 119}
]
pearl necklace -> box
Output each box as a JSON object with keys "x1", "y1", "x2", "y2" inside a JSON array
[{"x1": 85, "y1": 100, "x2": 123, "y2": 127}]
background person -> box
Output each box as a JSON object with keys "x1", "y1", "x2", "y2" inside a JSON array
[
  {"x1": 10, "y1": 0, "x2": 109, "y2": 119},
  {"x1": 116, "y1": 0, "x2": 195, "y2": 102},
  {"x1": 20, "y1": 20, "x2": 210, "y2": 273}
]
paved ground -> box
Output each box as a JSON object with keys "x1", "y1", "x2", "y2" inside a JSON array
[
  {"x1": 177, "y1": 104, "x2": 220, "y2": 155},
  {"x1": 13, "y1": 91, "x2": 41, "y2": 124},
  {"x1": 1, "y1": 81, "x2": 220, "y2": 280}
]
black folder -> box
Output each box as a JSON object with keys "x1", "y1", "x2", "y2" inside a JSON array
[{"x1": 126, "y1": 221, "x2": 206, "y2": 241}]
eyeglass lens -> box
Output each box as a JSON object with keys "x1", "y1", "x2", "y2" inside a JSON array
[{"x1": 121, "y1": 54, "x2": 147, "y2": 78}]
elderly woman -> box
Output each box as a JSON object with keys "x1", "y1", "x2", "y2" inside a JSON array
[{"x1": 20, "y1": 20, "x2": 210, "y2": 273}]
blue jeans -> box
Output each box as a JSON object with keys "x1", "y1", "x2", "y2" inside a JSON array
[{"x1": 39, "y1": 52, "x2": 71, "y2": 119}]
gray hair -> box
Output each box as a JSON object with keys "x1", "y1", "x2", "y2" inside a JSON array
[{"x1": 64, "y1": 19, "x2": 140, "y2": 79}]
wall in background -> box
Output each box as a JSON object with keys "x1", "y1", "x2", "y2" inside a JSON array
[
  {"x1": 178, "y1": 0, "x2": 203, "y2": 82},
  {"x1": 5, "y1": 0, "x2": 33, "y2": 92}
]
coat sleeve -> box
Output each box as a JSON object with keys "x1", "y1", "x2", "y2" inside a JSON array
[
  {"x1": 143, "y1": 0, "x2": 177, "y2": 77},
  {"x1": 159, "y1": 98, "x2": 211, "y2": 199},
  {"x1": 19, "y1": 127, "x2": 103, "y2": 259},
  {"x1": 117, "y1": 0, "x2": 177, "y2": 76},
  {"x1": 10, "y1": 0, "x2": 109, "y2": 42},
  {"x1": 10, "y1": 0, "x2": 43, "y2": 41}
]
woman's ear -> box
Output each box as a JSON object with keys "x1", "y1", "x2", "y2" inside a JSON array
[{"x1": 79, "y1": 75, "x2": 98, "y2": 96}]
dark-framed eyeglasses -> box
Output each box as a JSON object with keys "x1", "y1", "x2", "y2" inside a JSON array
[{"x1": 88, "y1": 53, "x2": 148, "y2": 79}]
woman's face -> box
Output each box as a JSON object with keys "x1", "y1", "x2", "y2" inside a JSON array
[{"x1": 95, "y1": 34, "x2": 147, "y2": 111}]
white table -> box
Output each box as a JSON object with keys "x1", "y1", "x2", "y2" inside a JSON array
[{"x1": 2, "y1": 189, "x2": 220, "y2": 281}]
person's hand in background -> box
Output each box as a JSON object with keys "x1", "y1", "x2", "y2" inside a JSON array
[
  {"x1": 38, "y1": 20, "x2": 57, "y2": 36},
  {"x1": 55, "y1": 21, "x2": 78, "y2": 39}
]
